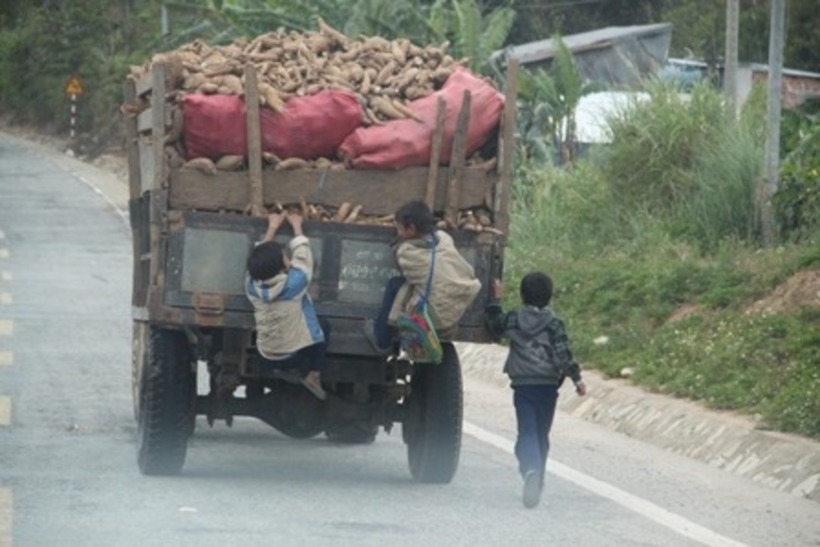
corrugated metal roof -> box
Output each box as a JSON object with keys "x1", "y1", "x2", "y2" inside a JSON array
[{"x1": 495, "y1": 23, "x2": 673, "y2": 64}]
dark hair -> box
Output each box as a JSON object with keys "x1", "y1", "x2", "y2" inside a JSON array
[
  {"x1": 395, "y1": 199, "x2": 436, "y2": 235},
  {"x1": 247, "y1": 241, "x2": 285, "y2": 281},
  {"x1": 520, "y1": 272, "x2": 553, "y2": 308}
]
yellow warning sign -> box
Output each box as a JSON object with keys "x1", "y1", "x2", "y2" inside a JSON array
[{"x1": 64, "y1": 75, "x2": 84, "y2": 95}]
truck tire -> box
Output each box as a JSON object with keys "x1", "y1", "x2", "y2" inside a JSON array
[
  {"x1": 131, "y1": 322, "x2": 147, "y2": 422},
  {"x1": 137, "y1": 326, "x2": 195, "y2": 476},
  {"x1": 325, "y1": 423, "x2": 378, "y2": 444},
  {"x1": 404, "y1": 343, "x2": 463, "y2": 484}
]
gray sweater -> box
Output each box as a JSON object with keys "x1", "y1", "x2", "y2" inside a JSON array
[{"x1": 486, "y1": 303, "x2": 583, "y2": 387}]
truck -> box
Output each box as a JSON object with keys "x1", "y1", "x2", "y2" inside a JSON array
[{"x1": 124, "y1": 43, "x2": 518, "y2": 483}]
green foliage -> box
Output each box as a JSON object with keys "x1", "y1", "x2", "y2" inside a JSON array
[
  {"x1": 773, "y1": 104, "x2": 820, "y2": 240},
  {"x1": 516, "y1": 34, "x2": 603, "y2": 164},
  {"x1": 505, "y1": 81, "x2": 819, "y2": 439},
  {"x1": 601, "y1": 82, "x2": 763, "y2": 250}
]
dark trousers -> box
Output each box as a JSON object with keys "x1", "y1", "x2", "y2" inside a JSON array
[
  {"x1": 513, "y1": 384, "x2": 559, "y2": 478},
  {"x1": 258, "y1": 318, "x2": 331, "y2": 377},
  {"x1": 374, "y1": 275, "x2": 406, "y2": 348}
]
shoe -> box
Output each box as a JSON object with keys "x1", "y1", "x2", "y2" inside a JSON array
[
  {"x1": 301, "y1": 371, "x2": 327, "y2": 401},
  {"x1": 362, "y1": 319, "x2": 391, "y2": 355},
  {"x1": 522, "y1": 470, "x2": 542, "y2": 509}
]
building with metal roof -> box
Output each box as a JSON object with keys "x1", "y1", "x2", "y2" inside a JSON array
[{"x1": 494, "y1": 23, "x2": 673, "y2": 88}]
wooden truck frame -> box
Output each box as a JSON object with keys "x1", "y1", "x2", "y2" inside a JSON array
[{"x1": 125, "y1": 60, "x2": 518, "y2": 482}]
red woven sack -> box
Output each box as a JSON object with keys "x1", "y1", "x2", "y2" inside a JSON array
[
  {"x1": 339, "y1": 67, "x2": 505, "y2": 169},
  {"x1": 182, "y1": 91, "x2": 363, "y2": 161}
]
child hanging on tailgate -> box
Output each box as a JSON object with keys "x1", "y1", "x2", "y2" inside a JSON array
[
  {"x1": 363, "y1": 199, "x2": 481, "y2": 354},
  {"x1": 246, "y1": 211, "x2": 328, "y2": 400},
  {"x1": 486, "y1": 272, "x2": 587, "y2": 508}
]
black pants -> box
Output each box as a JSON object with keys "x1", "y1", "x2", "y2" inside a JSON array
[
  {"x1": 513, "y1": 384, "x2": 559, "y2": 478},
  {"x1": 258, "y1": 318, "x2": 331, "y2": 377}
]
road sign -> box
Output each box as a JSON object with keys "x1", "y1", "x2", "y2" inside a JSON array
[{"x1": 64, "y1": 75, "x2": 84, "y2": 95}]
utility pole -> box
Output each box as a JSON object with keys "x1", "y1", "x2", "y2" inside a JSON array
[
  {"x1": 724, "y1": 0, "x2": 739, "y2": 116},
  {"x1": 760, "y1": 0, "x2": 786, "y2": 245}
]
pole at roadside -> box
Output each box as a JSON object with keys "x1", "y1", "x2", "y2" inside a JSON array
[
  {"x1": 70, "y1": 94, "x2": 77, "y2": 140},
  {"x1": 760, "y1": 0, "x2": 786, "y2": 245}
]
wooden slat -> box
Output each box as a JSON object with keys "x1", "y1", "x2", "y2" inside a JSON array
[
  {"x1": 495, "y1": 59, "x2": 518, "y2": 238},
  {"x1": 137, "y1": 107, "x2": 171, "y2": 133},
  {"x1": 169, "y1": 167, "x2": 496, "y2": 216},
  {"x1": 244, "y1": 64, "x2": 264, "y2": 215},
  {"x1": 446, "y1": 90, "x2": 472, "y2": 227},
  {"x1": 425, "y1": 97, "x2": 447, "y2": 210},
  {"x1": 149, "y1": 63, "x2": 168, "y2": 286},
  {"x1": 138, "y1": 139, "x2": 155, "y2": 194},
  {"x1": 123, "y1": 77, "x2": 146, "y2": 307},
  {"x1": 151, "y1": 64, "x2": 167, "y2": 191},
  {"x1": 123, "y1": 79, "x2": 142, "y2": 200},
  {"x1": 134, "y1": 71, "x2": 154, "y2": 98}
]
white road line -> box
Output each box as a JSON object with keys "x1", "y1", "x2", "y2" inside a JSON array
[
  {"x1": 0, "y1": 397, "x2": 10, "y2": 426},
  {"x1": 0, "y1": 230, "x2": 4, "y2": 239},
  {"x1": 0, "y1": 273, "x2": 9, "y2": 282},
  {"x1": 0, "y1": 321, "x2": 10, "y2": 336},
  {"x1": 0, "y1": 250, "x2": 7, "y2": 259},
  {"x1": 463, "y1": 421, "x2": 748, "y2": 547},
  {"x1": 0, "y1": 487, "x2": 11, "y2": 547},
  {"x1": 0, "y1": 294, "x2": 10, "y2": 305},
  {"x1": 72, "y1": 173, "x2": 129, "y2": 226},
  {"x1": 0, "y1": 353, "x2": 10, "y2": 367}
]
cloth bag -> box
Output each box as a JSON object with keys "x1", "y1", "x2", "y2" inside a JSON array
[{"x1": 395, "y1": 241, "x2": 443, "y2": 364}]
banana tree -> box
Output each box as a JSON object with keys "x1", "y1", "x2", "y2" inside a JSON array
[
  {"x1": 428, "y1": 0, "x2": 515, "y2": 74},
  {"x1": 517, "y1": 34, "x2": 602, "y2": 165}
]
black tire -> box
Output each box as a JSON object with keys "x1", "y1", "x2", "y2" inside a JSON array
[
  {"x1": 325, "y1": 423, "x2": 379, "y2": 444},
  {"x1": 131, "y1": 322, "x2": 147, "y2": 422},
  {"x1": 137, "y1": 326, "x2": 195, "y2": 476},
  {"x1": 404, "y1": 343, "x2": 463, "y2": 483}
]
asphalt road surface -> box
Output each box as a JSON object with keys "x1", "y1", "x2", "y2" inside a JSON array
[{"x1": 1, "y1": 132, "x2": 818, "y2": 547}]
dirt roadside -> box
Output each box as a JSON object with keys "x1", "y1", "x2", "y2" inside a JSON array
[{"x1": 2, "y1": 125, "x2": 818, "y2": 504}]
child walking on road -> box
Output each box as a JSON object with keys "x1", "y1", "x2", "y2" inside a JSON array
[
  {"x1": 486, "y1": 272, "x2": 587, "y2": 508},
  {"x1": 246, "y1": 211, "x2": 328, "y2": 400}
]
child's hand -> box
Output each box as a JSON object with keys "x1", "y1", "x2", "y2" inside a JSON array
[
  {"x1": 491, "y1": 278, "x2": 503, "y2": 299},
  {"x1": 286, "y1": 211, "x2": 304, "y2": 234},
  {"x1": 575, "y1": 381, "x2": 587, "y2": 396},
  {"x1": 268, "y1": 212, "x2": 286, "y2": 229}
]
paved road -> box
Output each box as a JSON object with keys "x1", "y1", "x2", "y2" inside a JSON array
[{"x1": 1, "y1": 131, "x2": 819, "y2": 546}]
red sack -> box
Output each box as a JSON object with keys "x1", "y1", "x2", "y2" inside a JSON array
[
  {"x1": 339, "y1": 68, "x2": 505, "y2": 169},
  {"x1": 182, "y1": 91, "x2": 363, "y2": 161}
]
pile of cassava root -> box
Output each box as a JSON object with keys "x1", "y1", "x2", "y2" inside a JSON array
[
  {"x1": 266, "y1": 199, "x2": 501, "y2": 235},
  {"x1": 128, "y1": 20, "x2": 502, "y2": 233},
  {"x1": 130, "y1": 17, "x2": 463, "y2": 125}
]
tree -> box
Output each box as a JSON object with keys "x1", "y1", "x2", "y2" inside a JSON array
[{"x1": 517, "y1": 34, "x2": 602, "y2": 165}]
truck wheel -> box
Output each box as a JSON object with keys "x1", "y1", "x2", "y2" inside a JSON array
[
  {"x1": 137, "y1": 326, "x2": 195, "y2": 476},
  {"x1": 131, "y1": 322, "x2": 147, "y2": 422},
  {"x1": 325, "y1": 423, "x2": 378, "y2": 444},
  {"x1": 404, "y1": 343, "x2": 463, "y2": 484}
]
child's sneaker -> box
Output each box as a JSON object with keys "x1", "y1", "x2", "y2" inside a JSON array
[
  {"x1": 362, "y1": 318, "x2": 391, "y2": 355},
  {"x1": 301, "y1": 371, "x2": 327, "y2": 400},
  {"x1": 522, "y1": 470, "x2": 542, "y2": 508}
]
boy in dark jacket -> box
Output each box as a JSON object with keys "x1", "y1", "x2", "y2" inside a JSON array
[{"x1": 487, "y1": 272, "x2": 587, "y2": 508}]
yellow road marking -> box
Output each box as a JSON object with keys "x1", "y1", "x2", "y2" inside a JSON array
[
  {"x1": 0, "y1": 294, "x2": 10, "y2": 305},
  {"x1": 0, "y1": 321, "x2": 10, "y2": 336},
  {"x1": 0, "y1": 353, "x2": 10, "y2": 367},
  {"x1": 0, "y1": 487, "x2": 11, "y2": 547},
  {"x1": 0, "y1": 273, "x2": 9, "y2": 282},
  {"x1": 0, "y1": 250, "x2": 7, "y2": 259},
  {"x1": 0, "y1": 397, "x2": 9, "y2": 426}
]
